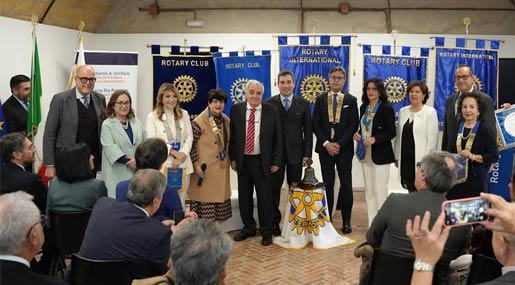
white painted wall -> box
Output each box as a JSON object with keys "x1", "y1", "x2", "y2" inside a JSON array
[{"x1": 2, "y1": 15, "x2": 515, "y2": 189}]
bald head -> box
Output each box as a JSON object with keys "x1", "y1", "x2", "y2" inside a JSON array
[{"x1": 75, "y1": 65, "x2": 96, "y2": 96}]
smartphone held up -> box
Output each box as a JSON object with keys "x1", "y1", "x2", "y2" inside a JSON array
[{"x1": 442, "y1": 196, "x2": 489, "y2": 227}]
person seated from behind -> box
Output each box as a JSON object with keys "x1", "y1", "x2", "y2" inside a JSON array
[
  {"x1": 46, "y1": 143, "x2": 107, "y2": 217},
  {"x1": 116, "y1": 138, "x2": 186, "y2": 221},
  {"x1": 80, "y1": 169, "x2": 196, "y2": 279},
  {"x1": 0, "y1": 191, "x2": 66, "y2": 285},
  {"x1": 366, "y1": 151, "x2": 470, "y2": 284}
]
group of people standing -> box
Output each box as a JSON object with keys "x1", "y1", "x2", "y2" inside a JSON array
[{"x1": 1, "y1": 63, "x2": 505, "y2": 247}]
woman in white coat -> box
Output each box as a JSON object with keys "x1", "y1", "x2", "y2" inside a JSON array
[
  {"x1": 146, "y1": 83, "x2": 193, "y2": 206},
  {"x1": 101, "y1": 90, "x2": 144, "y2": 197},
  {"x1": 394, "y1": 81, "x2": 438, "y2": 192}
]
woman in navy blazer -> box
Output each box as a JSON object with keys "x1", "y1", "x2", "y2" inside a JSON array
[{"x1": 353, "y1": 78, "x2": 396, "y2": 224}]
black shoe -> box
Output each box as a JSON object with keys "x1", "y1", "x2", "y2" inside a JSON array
[
  {"x1": 342, "y1": 224, "x2": 352, "y2": 234},
  {"x1": 234, "y1": 230, "x2": 256, "y2": 241},
  {"x1": 272, "y1": 226, "x2": 281, "y2": 236},
  {"x1": 261, "y1": 236, "x2": 273, "y2": 246}
]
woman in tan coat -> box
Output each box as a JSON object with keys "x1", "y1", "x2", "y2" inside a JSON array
[{"x1": 189, "y1": 89, "x2": 232, "y2": 221}]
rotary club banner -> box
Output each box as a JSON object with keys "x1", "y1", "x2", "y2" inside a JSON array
[
  {"x1": 273, "y1": 185, "x2": 355, "y2": 249},
  {"x1": 489, "y1": 148, "x2": 514, "y2": 201},
  {"x1": 213, "y1": 51, "x2": 272, "y2": 115},
  {"x1": 434, "y1": 37, "x2": 500, "y2": 129},
  {"x1": 151, "y1": 45, "x2": 218, "y2": 119},
  {"x1": 278, "y1": 35, "x2": 351, "y2": 105},
  {"x1": 362, "y1": 45, "x2": 429, "y2": 116}
]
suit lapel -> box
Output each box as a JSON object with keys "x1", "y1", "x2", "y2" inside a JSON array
[{"x1": 67, "y1": 89, "x2": 79, "y2": 131}]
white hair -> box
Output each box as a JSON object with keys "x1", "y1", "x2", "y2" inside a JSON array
[
  {"x1": 0, "y1": 191, "x2": 40, "y2": 255},
  {"x1": 246, "y1": 79, "x2": 265, "y2": 94}
]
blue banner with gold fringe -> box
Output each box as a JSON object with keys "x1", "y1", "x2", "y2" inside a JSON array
[
  {"x1": 363, "y1": 47, "x2": 428, "y2": 116},
  {"x1": 213, "y1": 51, "x2": 271, "y2": 115},
  {"x1": 278, "y1": 35, "x2": 350, "y2": 104},
  {"x1": 152, "y1": 45, "x2": 218, "y2": 119},
  {"x1": 434, "y1": 38, "x2": 499, "y2": 130}
]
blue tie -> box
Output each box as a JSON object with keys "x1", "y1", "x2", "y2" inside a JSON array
[
  {"x1": 82, "y1": 96, "x2": 89, "y2": 108},
  {"x1": 283, "y1": 98, "x2": 290, "y2": 111}
]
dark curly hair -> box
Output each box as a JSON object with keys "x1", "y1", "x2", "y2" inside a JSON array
[
  {"x1": 457, "y1": 91, "x2": 484, "y2": 117},
  {"x1": 362, "y1": 78, "x2": 388, "y2": 105}
]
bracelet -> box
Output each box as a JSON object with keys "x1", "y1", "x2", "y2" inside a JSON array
[{"x1": 413, "y1": 259, "x2": 434, "y2": 272}]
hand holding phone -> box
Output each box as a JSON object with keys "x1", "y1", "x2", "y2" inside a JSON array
[
  {"x1": 174, "y1": 210, "x2": 185, "y2": 225},
  {"x1": 442, "y1": 197, "x2": 489, "y2": 227}
]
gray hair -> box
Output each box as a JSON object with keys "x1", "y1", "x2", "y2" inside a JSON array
[
  {"x1": 0, "y1": 132, "x2": 26, "y2": 162},
  {"x1": 246, "y1": 79, "x2": 265, "y2": 94},
  {"x1": 127, "y1": 169, "x2": 166, "y2": 207},
  {"x1": 419, "y1": 151, "x2": 457, "y2": 193},
  {"x1": 170, "y1": 219, "x2": 232, "y2": 285},
  {"x1": 0, "y1": 191, "x2": 40, "y2": 255}
]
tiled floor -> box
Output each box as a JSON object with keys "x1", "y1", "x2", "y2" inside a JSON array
[{"x1": 224, "y1": 190, "x2": 369, "y2": 285}]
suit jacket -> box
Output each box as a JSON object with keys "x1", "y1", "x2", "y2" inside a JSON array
[
  {"x1": 442, "y1": 91, "x2": 496, "y2": 151},
  {"x1": 394, "y1": 105, "x2": 439, "y2": 176},
  {"x1": 0, "y1": 162, "x2": 47, "y2": 212},
  {"x1": 312, "y1": 92, "x2": 359, "y2": 157},
  {"x1": 0, "y1": 259, "x2": 66, "y2": 285},
  {"x1": 367, "y1": 190, "x2": 470, "y2": 267},
  {"x1": 358, "y1": 101, "x2": 396, "y2": 164},
  {"x1": 43, "y1": 88, "x2": 106, "y2": 166},
  {"x1": 101, "y1": 116, "x2": 144, "y2": 197},
  {"x1": 3, "y1": 95, "x2": 27, "y2": 133},
  {"x1": 145, "y1": 109, "x2": 194, "y2": 174},
  {"x1": 229, "y1": 102, "x2": 282, "y2": 176},
  {"x1": 79, "y1": 197, "x2": 171, "y2": 279},
  {"x1": 266, "y1": 94, "x2": 312, "y2": 164},
  {"x1": 478, "y1": 271, "x2": 515, "y2": 285}
]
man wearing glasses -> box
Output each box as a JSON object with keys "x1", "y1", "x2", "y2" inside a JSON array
[
  {"x1": 312, "y1": 66, "x2": 358, "y2": 234},
  {"x1": 43, "y1": 65, "x2": 106, "y2": 178},
  {"x1": 441, "y1": 64, "x2": 496, "y2": 151},
  {"x1": 0, "y1": 191, "x2": 66, "y2": 285}
]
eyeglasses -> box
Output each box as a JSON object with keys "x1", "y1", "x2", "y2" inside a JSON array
[
  {"x1": 455, "y1": 75, "x2": 470, "y2": 81},
  {"x1": 330, "y1": 76, "x2": 345, "y2": 81},
  {"x1": 366, "y1": 87, "x2": 378, "y2": 91},
  {"x1": 78, "y1": 77, "x2": 97, "y2": 84},
  {"x1": 115, "y1": 101, "x2": 131, "y2": 106},
  {"x1": 27, "y1": 215, "x2": 47, "y2": 236}
]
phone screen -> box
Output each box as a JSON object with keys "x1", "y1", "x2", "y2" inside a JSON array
[
  {"x1": 174, "y1": 211, "x2": 185, "y2": 224},
  {"x1": 444, "y1": 197, "x2": 489, "y2": 226}
]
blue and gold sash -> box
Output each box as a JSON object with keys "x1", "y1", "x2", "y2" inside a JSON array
[{"x1": 455, "y1": 121, "x2": 480, "y2": 184}]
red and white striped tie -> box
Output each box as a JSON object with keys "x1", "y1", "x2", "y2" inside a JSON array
[{"x1": 245, "y1": 108, "x2": 256, "y2": 153}]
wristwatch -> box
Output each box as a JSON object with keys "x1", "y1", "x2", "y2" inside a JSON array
[{"x1": 413, "y1": 259, "x2": 434, "y2": 272}]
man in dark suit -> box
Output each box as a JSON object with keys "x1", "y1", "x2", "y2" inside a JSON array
[
  {"x1": 312, "y1": 66, "x2": 358, "y2": 234},
  {"x1": 4, "y1": 74, "x2": 30, "y2": 133},
  {"x1": 265, "y1": 70, "x2": 312, "y2": 235},
  {"x1": 43, "y1": 65, "x2": 106, "y2": 179},
  {"x1": 367, "y1": 152, "x2": 470, "y2": 284},
  {"x1": 80, "y1": 169, "x2": 189, "y2": 279},
  {"x1": 477, "y1": 229, "x2": 515, "y2": 284},
  {"x1": 0, "y1": 132, "x2": 47, "y2": 212},
  {"x1": 0, "y1": 191, "x2": 66, "y2": 285},
  {"x1": 229, "y1": 79, "x2": 282, "y2": 246},
  {"x1": 442, "y1": 64, "x2": 496, "y2": 151}
]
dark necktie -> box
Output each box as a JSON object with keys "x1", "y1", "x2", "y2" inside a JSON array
[
  {"x1": 82, "y1": 96, "x2": 89, "y2": 108},
  {"x1": 333, "y1": 93, "x2": 338, "y2": 120}
]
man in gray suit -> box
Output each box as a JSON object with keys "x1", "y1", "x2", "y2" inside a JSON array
[
  {"x1": 442, "y1": 64, "x2": 496, "y2": 151},
  {"x1": 43, "y1": 65, "x2": 106, "y2": 178},
  {"x1": 367, "y1": 152, "x2": 470, "y2": 283}
]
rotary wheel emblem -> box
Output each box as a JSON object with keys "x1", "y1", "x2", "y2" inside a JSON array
[
  {"x1": 454, "y1": 75, "x2": 483, "y2": 93},
  {"x1": 230, "y1": 78, "x2": 249, "y2": 104},
  {"x1": 384, "y1": 76, "x2": 407, "y2": 103},
  {"x1": 300, "y1": 74, "x2": 329, "y2": 103},
  {"x1": 173, "y1": 75, "x2": 198, "y2": 103},
  {"x1": 288, "y1": 187, "x2": 330, "y2": 235}
]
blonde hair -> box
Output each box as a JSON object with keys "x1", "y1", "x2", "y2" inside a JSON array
[{"x1": 155, "y1": 83, "x2": 183, "y2": 121}]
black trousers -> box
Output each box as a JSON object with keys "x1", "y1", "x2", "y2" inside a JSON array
[
  {"x1": 318, "y1": 152, "x2": 353, "y2": 225},
  {"x1": 237, "y1": 155, "x2": 273, "y2": 237},
  {"x1": 270, "y1": 158, "x2": 302, "y2": 227}
]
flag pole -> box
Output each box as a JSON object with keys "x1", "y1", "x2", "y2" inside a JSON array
[
  {"x1": 30, "y1": 15, "x2": 37, "y2": 142},
  {"x1": 67, "y1": 21, "x2": 86, "y2": 89}
]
